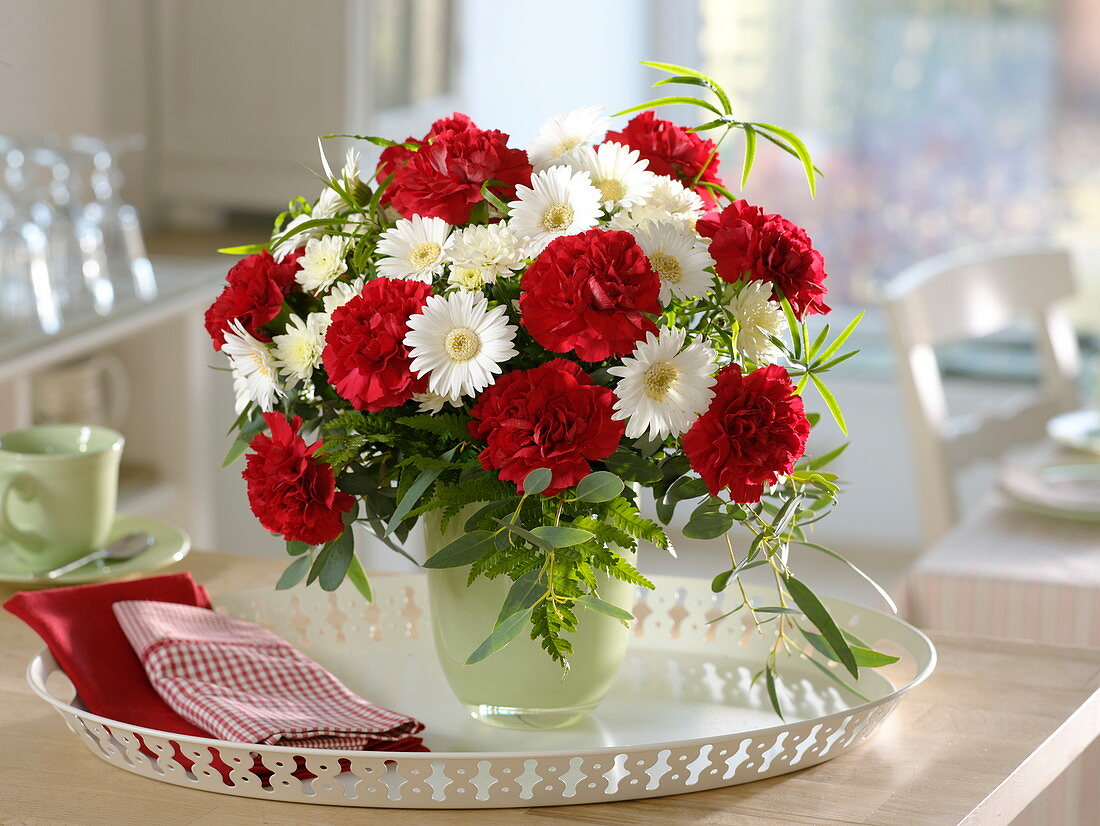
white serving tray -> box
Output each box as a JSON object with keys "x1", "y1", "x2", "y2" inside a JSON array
[{"x1": 27, "y1": 573, "x2": 935, "y2": 809}]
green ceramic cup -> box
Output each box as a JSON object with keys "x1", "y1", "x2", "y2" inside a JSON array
[{"x1": 0, "y1": 424, "x2": 123, "y2": 572}]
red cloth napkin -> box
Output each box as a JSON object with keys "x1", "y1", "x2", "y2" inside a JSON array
[
  {"x1": 4, "y1": 573, "x2": 214, "y2": 738},
  {"x1": 113, "y1": 600, "x2": 425, "y2": 751}
]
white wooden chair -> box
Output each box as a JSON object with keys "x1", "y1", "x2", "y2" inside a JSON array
[{"x1": 884, "y1": 241, "x2": 1080, "y2": 546}]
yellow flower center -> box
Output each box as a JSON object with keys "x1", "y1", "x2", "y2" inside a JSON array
[
  {"x1": 597, "y1": 178, "x2": 627, "y2": 203},
  {"x1": 541, "y1": 203, "x2": 575, "y2": 232},
  {"x1": 552, "y1": 137, "x2": 582, "y2": 156},
  {"x1": 452, "y1": 267, "x2": 486, "y2": 290},
  {"x1": 250, "y1": 350, "x2": 271, "y2": 377},
  {"x1": 410, "y1": 241, "x2": 441, "y2": 271},
  {"x1": 650, "y1": 251, "x2": 683, "y2": 284},
  {"x1": 642, "y1": 361, "x2": 679, "y2": 401},
  {"x1": 444, "y1": 327, "x2": 482, "y2": 362}
]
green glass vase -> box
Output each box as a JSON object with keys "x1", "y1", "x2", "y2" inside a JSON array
[{"x1": 424, "y1": 508, "x2": 635, "y2": 730}]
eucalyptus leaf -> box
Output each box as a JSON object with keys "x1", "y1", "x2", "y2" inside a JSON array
[
  {"x1": 496, "y1": 570, "x2": 545, "y2": 624},
  {"x1": 764, "y1": 666, "x2": 784, "y2": 719},
  {"x1": 346, "y1": 553, "x2": 373, "y2": 602},
  {"x1": 466, "y1": 607, "x2": 533, "y2": 664},
  {"x1": 496, "y1": 518, "x2": 555, "y2": 552},
  {"x1": 682, "y1": 510, "x2": 734, "y2": 540},
  {"x1": 522, "y1": 467, "x2": 553, "y2": 496},
  {"x1": 275, "y1": 555, "x2": 311, "y2": 590},
  {"x1": 575, "y1": 594, "x2": 634, "y2": 625},
  {"x1": 221, "y1": 436, "x2": 249, "y2": 469},
  {"x1": 463, "y1": 498, "x2": 520, "y2": 532},
  {"x1": 285, "y1": 540, "x2": 312, "y2": 556},
  {"x1": 318, "y1": 526, "x2": 355, "y2": 592},
  {"x1": 575, "y1": 471, "x2": 624, "y2": 502},
  {"x1": 423, "y1": 530, "x2": 496, "y2": 568},
  {"x1": 784, "y1": 575, "x2": 858, "y2": 678},
  {"x1": 530, "y1": 525, "x2": 595, "y2": 548}
]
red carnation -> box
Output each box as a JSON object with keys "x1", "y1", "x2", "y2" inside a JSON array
[
  {"x1": 243, "y1": 412, "x2": 355, "y2": 545},
  {"x1": 519, "y1": 229, "x2": 660, "y2": 362},
  {"x1": 376, "y1": 112, "x2": 479, "y2": 183},
  {"x1": 322, "y1": 277, "x2": 431, "y2": 411},
  {"x1": 682, "y1": 364, "x2": 810, "y2": 503},
  {"x1": 698, "y1": 199, "x2": 829, "y2": 318},
  {"x1": 605, "y1": 110, "x2": 723, "y2": 208},
  {"x1": 469, "y1": 359, "x2": 624, "y2": 495},
  {"x1": 384, "y1": 120, "x2": 531, "y2": 224},
  {"x1": 203, "y1": 249, "x2": 302, "y2": 350}
]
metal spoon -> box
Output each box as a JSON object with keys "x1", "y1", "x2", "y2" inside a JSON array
[{"x1": 34, "y1": 532, "x2": 154, "y2": 580}]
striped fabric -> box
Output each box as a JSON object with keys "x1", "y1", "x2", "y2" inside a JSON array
[
  {"x1": 113, "y1": 600, "x2": 424, "y2": 750},
  {"x1": 900, "y1": 496, "x2": 1100, "y2": 825}
]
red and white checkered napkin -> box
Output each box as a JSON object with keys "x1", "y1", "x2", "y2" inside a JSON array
[{"x1": 112, "y1": 600, "x2": 424, "y2": 750}]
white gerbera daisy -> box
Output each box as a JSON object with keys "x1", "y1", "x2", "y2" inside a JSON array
[
  {"x1": 508, "y1": 165, "x2": 602, "y2": 255},
  {"x1": 403, "y1": 291, "x2": 518, "y2": 399},
  {"x1": 528, "y1": 104, "x2": 611, "y2": 171},
  {"x1": 413, "y1": 391, "x2": 463, "y2": 414},
  {"x1": 446, "y1": 223, "x2": 524, "y2": 290},
  {"x1": 571, "y1": 142, "x2": 654, "y2": 209},
  {"x1": 376, "y1": 215, "x2": 454, "y2": 282},
  {"x1": 271, "y1": 213, "x2": 312, "y2": 262},
  {"x1": 610, "y1": 175, "x2": 706, "y2": 232},
  {"x1": 313, "y1": 186, "x2": 345, "y2": 220},
  {"x1": 272, "y1": 313, "x2": 327, "y2": 386},
  {"x1": 631, "y1": 221, "x2": 715, "y2": 303},
  {"x1": 296, "y1": 235, "x2": 348, "y2": 292},
  {"x1": 729, "y1": 280, "x2": 787, "y2": 365},
  {"x1": 608, "y1": 328, "x2": 717, "y2": 440},
  {"x1": 222, "y1": 319, "x2": 282, "y2": 414}
]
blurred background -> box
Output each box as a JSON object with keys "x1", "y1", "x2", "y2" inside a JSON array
[{"x1": 2, "y1": 0, "x2": 1099, "y2": 586}]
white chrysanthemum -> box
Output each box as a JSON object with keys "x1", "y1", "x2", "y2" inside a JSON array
[
  {"x1": 403, "y1": 291, "x2": 518, "y2": 399},
  {"x1": 413, "y1": 391, "x2": 463, "y2": 414},
  {"x1": 321, "y1": 278, "x2": 364, "y2": 317},
  {"x1": 272, "y1": 313, "x2": 326, "y2": 385},
  {"x1": 729, "y1": 280, "x2": 787, "y2": 365},
  {"x1": 608, "y1": 328, "x2": 717, "y2": 440},
  {"x1": 376, "y1": 216, "x2": 454, "y2": 282},
  {"x1": 571, "y1": 142, "x2": 654, "y2": 209},
  {"x1": 313, "y1": 186, "x2": 345, "y2": 221},
  {"x1": 341, "y1": 147, "x2": 361, "y2": 189},
  {"x1": 445, "y1": 223, "x2": 524, "y2": 290},
  {"x1": 222, "y1": 319, "x2": 282, "y2": 414},
  {"x1": 271, "y1": 213, "x2": 312, "y2": 262},
  {"x1": 295, "y1": 235, "x2": 348, "y2": 292},
  {"x1": 508, "y1": 165, "x2": 602, "y2": 255},
  {"x1": 528, "y1": 104, "x2": 611, "y2": 171},
  {"x1": 610, "y1": 175, "x2": 706, "y2": 232},
  {"x1": 631, "y1": 221, "x2": 715, "y2": 303}
]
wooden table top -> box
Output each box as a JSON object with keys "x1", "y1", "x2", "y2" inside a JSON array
[{"x1": 2, "y1": 550, "x2": 1099, "y2": 825}]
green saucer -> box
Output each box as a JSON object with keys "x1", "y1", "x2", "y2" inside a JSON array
[{"x1": 0, "y1": 513, "x2": 191, "y2": 586}]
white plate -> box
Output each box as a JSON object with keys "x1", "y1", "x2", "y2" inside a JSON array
[
  {"x1": 1000, "y1": 462, "x2": 1100, "y2": 522},
  {"x1": 0, "y1": 513, "x2": 190, "y2": 585},
  {"x1": 1047, "y1": 409, "x2": 1100, "y2": 455},
  {"x1": 27, "y1": 574, "x2": 934, "y2": 809}
]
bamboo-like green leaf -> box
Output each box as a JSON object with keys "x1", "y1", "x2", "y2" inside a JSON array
[
  {"x1": 222, "y1": 436, "x2": 249, "y2": 468},
  {"x1": 794, "y1": 540, "x2": 897, "y2": 613},
  {"x1": 522, "y1": 467, "x2": 553, "y2": 496},
  {"x1": 614, "y1": 95, "x2": 723, "y2": 118},
  {"x1": 784, "y1": 575, "x2": 858, "y2": 678},
  {"x1": 695, "y1": 179, "x2": 739, "y2": 203},
  {"x1": 779, "y1": 296, "x2": 802, "y2": 359},
  {"x1": 800, "y1": 627, "x2": 899, "y2": 668},
  {"x1": 815, "y1": 312, "x2": 864, "y2": 365},
  {"x1": 754, "y1": 129, "x2": 825, "y2": 176},
  {"x1": 346, "y1": 553, "x2": 373, "y2": 602},
  {"x1": 640, "y1": 60, "x2": 714, "y2": 83},
  {"x1": 815, "y1": 349, "x2": 861, "y2": 372},
  {"x1": 740, "y1": 124, "x2": 757, "y2": 189},
  {"x1": 530, "y1": 525, "x2": 595, "y2": 548},
  {"x1": 653, "y1": 75, "x2": 732, "y2": 115},
  {"x1": 807, "y1": 324, "x2": 831, "y2": 360},
  {"x1": 755, "y1": 122, "x2": 817, "y2": 197},
  {"x1": 275, "y1": 555, "x2": 311, "y2": 590},
  {"x1": 466, "y1": 607, "x2": 533, "y2": 664},
  {"x1": 575, "y1": 594, "x2": 634, "y2": 624},
  {"x1": 803, "y1": 653, "x2": 870, "y2": 702},
  {"x1": 810, "y1": 373, "x2": 848, "y2": 436},
  {"x1": 575, "y1": 471, "x2": 625, "y2": 502},
  {"x1": 764, "y1": 666, "x2": 784, "y2": 719},
  {"x1": 800, "y1": 442, "x2": 849, "y2": 471},
  {"x1": 217, "y1": 243, "x2": 268, "y2": 255},
  {"x1": 479, "y1": 180, "x2": 512, "y2": 216},
  {"x1": 422, "y1": 530, "x2": 496, "y2": 568}
]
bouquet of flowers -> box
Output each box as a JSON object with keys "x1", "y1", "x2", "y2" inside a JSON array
[{"x1": 206, "y1": 63, "x2": 894, "y2": 716}]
